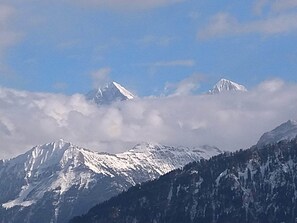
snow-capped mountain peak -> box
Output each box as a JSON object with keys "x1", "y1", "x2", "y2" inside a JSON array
[
  {"x1": 0, "y1": 140, "x2": 221, "y2": 223},
  {"x1": 85, "y1": 81, "x2": 135, "y2": 105},
  {"x1": 112, "y1": 82, "x2": 134, "y2": 99},
  {"x1": 209, "y1": 78, "x2": 247, "y2": 94},
  {"x1": 257, "y1": 120, "x2": 297, "y2": 147},
  {"x1": 5, "y1": 139, "x2": 71, "y2": 171}
]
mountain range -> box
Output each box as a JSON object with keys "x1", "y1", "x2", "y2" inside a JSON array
[
  {"x1": 69, "y1": 119, "x2": 297, "y2": 223},
  {"x1": 0, "y1": 140, "x2": 221, "y2": 223},
  {"x1": 70, "y1": 137, "x2": 297, "y2": 223}
]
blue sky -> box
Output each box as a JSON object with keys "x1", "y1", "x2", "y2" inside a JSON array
[{"x1": 1, "y1": 0, "x2": 297, "y2": 96}]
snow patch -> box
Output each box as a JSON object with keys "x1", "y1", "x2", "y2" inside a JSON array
[{"x1": 112, "y1": 82, "x2": 134, "y2": 99}]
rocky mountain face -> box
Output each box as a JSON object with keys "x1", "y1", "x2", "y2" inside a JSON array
[
  {"x1": 0, "y1": 140, "x2": 221, "y2": 223},
  {"x1": 70, "y1": 138, "x2": 297, "y2": 223},
  {"x1": 257, "y1": 120, "x2": 297, "y2": 147},
  {"x1": 85, "y1": 82, "x2": 135, "y2": 105},
  {"x1": 209, "y1": 79, "x2": 247, "y2": 94}
]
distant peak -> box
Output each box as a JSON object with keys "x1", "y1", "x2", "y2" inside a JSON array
[
  {"x1": 218, "y1": 78, "x2": 229, "y2": 82},
  {"x1": 257, "y1": 119, "x2": 297, "y2": 147},
  {"x1": 111, "y1": 82, "x2": 134, "y2": 100},
  {"x1": 47, "y1": 138, "x2": 71, "y2": 148},
  {"x1": 34, "y1": 139, "x2": 83, "y2": 154},
  {"x1": 85, "y1": 81, "x2": 135, "y2": 105},
  {"x1": 273, "y1": 120, "x2": 297, "y2": 130},
  {"x1": 286, "y1": 120, "x2": 297, "y2": 125},
  {"x1": 94, "y1": 82, "x2": 117, "y2": 90},
  {"x1": 209, "y1": 78, "x2": 247, "y2": 94}
]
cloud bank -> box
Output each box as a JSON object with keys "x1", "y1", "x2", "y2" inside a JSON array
[{"x1": 1, "y1": 78, "x2": 297, "y2": 159}]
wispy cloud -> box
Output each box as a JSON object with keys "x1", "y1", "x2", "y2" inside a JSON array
[
  {"x1": 90, "y1": 67, "x2": 112, "y2": 88},
  {"x1": 165, "y1": 73, "x2": 203, "y2": 96},
  {"x1": 150, "y1": 60, "x2": 196, "y2": 67},
  {"x1": 57, "y1": 39, "x2": 81, "y2": 50},
  {"x1": 272, "y1": 0, "x2": 297, "y2": 11},
  {"x1": 0, "y1": 4, "x2": 22, "y2": 79},
  {"x1": 71, "y1": 0, "x2": 185, "y2": 11},
  {"x1": 200, "y1": 0, "x2": 297, "y2": 39},
  {"x1": 138, "y1": 35, "x2": 176, "y2": 47},
  {"x1": 0, "y1": 4, "x2": 21, "y2": 50},
  {"x1": 53, "y1": 82, "x2": 68, "y2": 91},
  {"x1": 253, "y1": 0, "x2": 269, "y2": 15},
  {"x1": 253, "y1": 0, "x2": 297, "y2": 15},
  {"x1": 198, "y1": 12, "x2": 297, "y2": 39}
]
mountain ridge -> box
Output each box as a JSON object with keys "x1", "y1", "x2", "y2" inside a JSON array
[
  {"x1": 0, "y1": 139, "x2": 221, "y2": 223},
  {"x1": 257, "y1": 120, "x2": 297, "y2": 147},
  {"x1": 70, "y1": 138, "x2": 297, "y2": 223}
]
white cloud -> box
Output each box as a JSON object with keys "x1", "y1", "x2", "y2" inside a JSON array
[
  {"x1": 165, "y1": 73, "x2": 202, "y2": 96},
  {"x1": 140, "y1": 60, "x2": 196, "y2": 69},
  {"x1": 152, "y1": 60, "x2": 196, "y2": 67},
  {"x1": 198, "y1": 12, "x2": 297, "y2": 38},
  {"x1": 0, "y1": 4, "x2": 22, "y2": 75},
  {"x1": 257, "y1": 78, "x2": 285, "y2": 92},
  {"x1": 188, "y1": 11, "x2": 201, "y2": 20},
  {"x1": 272, "y1": 0, "x2": 297, "y2": 11},
  {"x1": 253, "y1": 0, "x2": 269, "y2": 15},
  {"x1": 53, "y1": 82, "x2": 68, "y2": 91},
  {"x1": 198, "y1": 13, "x2": 237, "y2": 39},
  {"x1": 90, "y1": 67, "x2": 112, "y2": 88},
  {"x1": 138, "y1": 60, "x2": 196, "y2": 77},
  {"x1": 0, "y1": 4, "x2": 21, "y2": 50},
  {"x1": 71, "y1": 0, "x2": 185, "y2": 11},
  {"x1": 1, "y1": 79, "x2": 297, "y2": 159},
  {"x1": 0, "y1": 4, "x2": 23, "y2": 85},
  {"x1": 253, "y1": 0, "x2": 297, "y2": 15}
]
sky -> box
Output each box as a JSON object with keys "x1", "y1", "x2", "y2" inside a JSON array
[{"x1": 1, "y1": 0, "x2": 297, "y2": 158}]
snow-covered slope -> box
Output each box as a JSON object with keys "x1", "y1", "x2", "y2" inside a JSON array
[
  {"x1": 209, "y1": 78, "x2": 247, "y2": 94},
  {"x1": 257, "y1": 120, "x2": 297, "y2": 147},
  {"x1": 71, "y1": 138, "x2": 297, "y2": 223},
  {"x1": 0, "y1": 140, "x2": 221, "y2": 223},
  {"x1": 85, "y1": 82, "x2": 134, "y2": 105}
]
